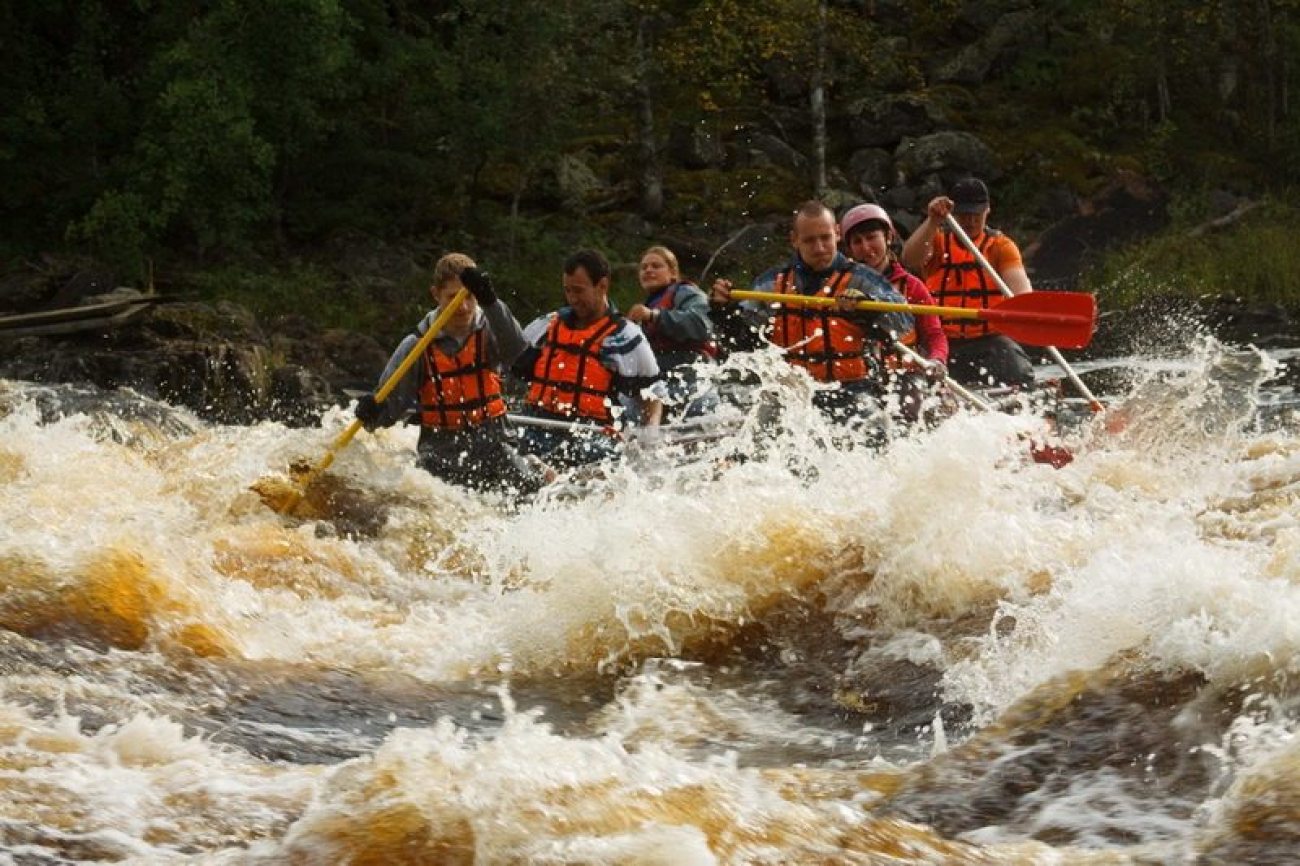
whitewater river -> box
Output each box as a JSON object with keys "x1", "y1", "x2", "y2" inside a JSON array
[{"x1": 0, "y1": 333, "x2": 1297, "y2": 864}]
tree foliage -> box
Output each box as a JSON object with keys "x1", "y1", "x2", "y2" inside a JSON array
[{"x1": 3, "y1": 0, "x2": 1300, "y2": 279}]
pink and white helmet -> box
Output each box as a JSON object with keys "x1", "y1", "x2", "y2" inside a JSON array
[{"x1": 839, "y1": 203, "x2": 894, "y2": 240}]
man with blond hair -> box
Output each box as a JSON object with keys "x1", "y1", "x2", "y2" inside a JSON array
[{"x1": 355, "y1": 252, "x2": 550, "y2": 494}]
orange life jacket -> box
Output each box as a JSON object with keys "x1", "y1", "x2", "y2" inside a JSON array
[
  {"x1": 926, "y1": 229, "x2": 1003, "y2": 340},
  {"x1": 770, "y1": 268, "x2": 870, "y2": 383},
  {"x1": 526, "y1": 314, "x2": 620, "y2": 423},
  {"x1": 648, "y1": 282, "x2": 718, "y2": 359},
  {"x1": 418, "y1": 330, "x2": 507, "y2": 429}
]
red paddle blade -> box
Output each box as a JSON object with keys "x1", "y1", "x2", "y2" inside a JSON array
[
  {"x1": 981, "y1": 291, "x2": 1097, "y2": 349},
  {"x1": 1029, "y1": 442, "x2": 1075, "y2": 468}
]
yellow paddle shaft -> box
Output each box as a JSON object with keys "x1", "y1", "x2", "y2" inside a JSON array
[
  {"x1": 730, "y1": 289, "x2": 984, "y2": 321},
  {"x1": 297, "y1": 287, "x2": 469, "y2": 489}
]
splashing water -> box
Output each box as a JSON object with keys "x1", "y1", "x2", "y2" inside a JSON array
[{"x1": 1, "y1": 334, "x2": 1298, "y2": 863}]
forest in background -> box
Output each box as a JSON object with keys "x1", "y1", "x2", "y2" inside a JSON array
[{"x1": 5, "y1": 0, "x2": 1300, "y2": 342}]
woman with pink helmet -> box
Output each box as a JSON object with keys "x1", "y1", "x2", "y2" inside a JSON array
[{"x1": 840, "y1": 202, "x2": 949, "y2": 422}]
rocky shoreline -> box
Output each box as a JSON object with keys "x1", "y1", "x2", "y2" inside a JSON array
[{"x1": 0, "y1": 289, "x2": 388, "y2": 427}]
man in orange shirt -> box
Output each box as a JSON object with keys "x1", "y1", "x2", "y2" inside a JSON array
[{"x1": 901, "y1": 178, "x2": 1035, "y2": 388}]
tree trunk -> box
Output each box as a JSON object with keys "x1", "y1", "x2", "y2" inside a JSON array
[
  {"x1": 1153, "y1": 8, "x2": 1172, "y2": 123},
  {"x1": 1283, "y1": 8, "x2": 1290, "y2": 118},
  {"x1": 811, "y1": 1, "x2": 828, "y2": 196},
  {"x1": 1260, "y1": 0, "x2": 1277, "y2": 145},
  {"x1": 509, "y1": 170, "x2": 529, "y2": 265},
  {"x1": 1156, "y1": 51, "x2": 1172, "y2": 122},
  {"x1": 635, "y1": 15, "x2": 664, "y2": 218}
]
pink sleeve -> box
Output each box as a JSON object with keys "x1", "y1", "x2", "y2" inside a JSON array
[{"x1": 902, "y1": 273, "x2": 949, "y2": 364}]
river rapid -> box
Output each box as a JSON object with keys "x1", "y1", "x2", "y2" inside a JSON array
[{"x1": 1, "y1": 331, "x2": 1298, "y2": 865}]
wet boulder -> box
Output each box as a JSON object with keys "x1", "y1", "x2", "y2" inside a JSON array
[
  {"x1": 894, "y1": 132, "x2": 998, "y2": 187},
  {"x1": 847, "y1": 95, "x2": 947, "y2": 150}
]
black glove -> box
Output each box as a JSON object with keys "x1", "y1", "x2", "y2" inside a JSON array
[
  {"x1": 460, "y1": 267, "x2": 497, "y2": 307},
  {"x1": 355, "y1": 394, "x2": 383, "y2": 429}
]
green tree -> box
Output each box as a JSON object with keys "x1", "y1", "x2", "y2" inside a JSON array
[
  {"x1": 72, "y1": 0, "x2": 353, "y2": 271},
  {"x1": 0, "y1": 1, "x2": 151, "y2": 255}
]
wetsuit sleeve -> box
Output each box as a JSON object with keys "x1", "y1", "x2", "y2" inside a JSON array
[
  {"x1": 904, "y1": 278, "x2": 949, "y2": 364},
  {"x1": 483, "y1": 299, "x2": 528, "y2": 368},
  {"x1": 845, "y1": 267, "x2": 913, "y2": 340},
  {"x1": 371, "y1": 332, "x2": 423, "y2": 427}
]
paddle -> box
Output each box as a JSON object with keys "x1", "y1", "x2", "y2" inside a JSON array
[
  {"x1": 942, "y1": 214, "x2": 1105, "y2": 412},
  {"x1": 893, "y1": 341, "x2": 1073, "y2": 466},
  {"x1": 506, "y1": 412, "x2": 741, "y2": 447},
  {"x1": 730, "y1": 288, "x2": 1096, "y2": 349},
  {"x1": 507, "y1": 413, "x2": 619, "y2": 438},
  {"x1": 254, "y1": 288, "x2": 469, "y2": 515},
  {"x1": 891, "y1": 341, "x2": 993, "y2": 411}
]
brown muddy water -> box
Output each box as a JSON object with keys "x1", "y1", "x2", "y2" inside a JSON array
[{"x1": 1, "y1": 336, "x2": 1298, "y2": 865}]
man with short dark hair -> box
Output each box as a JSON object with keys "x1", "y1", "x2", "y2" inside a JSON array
[
  {"x1": 901, "y1": 177, "x2": 1035, "y2": 388},
  {"x1": 512, "y1": 248, "x2": 664, "y2": 467},
  {"x1": 709, "y1": 200, "x2": 912, "y2": 427}
]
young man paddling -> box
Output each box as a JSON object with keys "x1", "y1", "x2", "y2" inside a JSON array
[
  {"x1": 354, "y1": 253, "x2": 551, "y2": 494},
  {"x1": 901, "y1": 177, "x2": 1035, "y2": 388},
  {"x1": 709, "y1": 200, "x2": 912, "y2": 429}
]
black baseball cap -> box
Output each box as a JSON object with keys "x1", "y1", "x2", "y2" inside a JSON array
[{"x1": 951, "y1": 178, "x2": 990, "y2": 213}]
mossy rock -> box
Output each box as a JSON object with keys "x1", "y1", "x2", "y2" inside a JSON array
[{"x1": 147, "y1": 301, "x2": 265, "y2": 343}]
